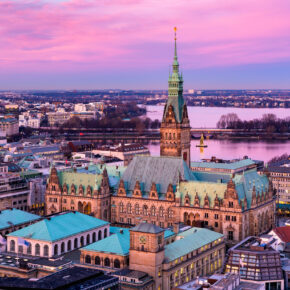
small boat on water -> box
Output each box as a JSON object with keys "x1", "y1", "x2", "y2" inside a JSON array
[{"x1": 196, "y1": 134, "x2": 208, "y2": 148}]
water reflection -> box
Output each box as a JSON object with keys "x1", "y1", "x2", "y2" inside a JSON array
[{"x1": 149, "y1": 140, "x2": 289, "y2": 162}]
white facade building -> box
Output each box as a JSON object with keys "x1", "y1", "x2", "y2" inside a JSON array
[{"x1": 7, "y1": 211, "x2": 109, "y2": 258}]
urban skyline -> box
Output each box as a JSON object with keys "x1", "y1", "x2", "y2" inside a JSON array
[{"x1": 1, "y1": 0, "x2": 290, "y2": 90}]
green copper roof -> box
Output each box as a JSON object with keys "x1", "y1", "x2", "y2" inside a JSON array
[
  {"x1": 190, "y1": 159, "x2": 255, "y2": 170},
  {"x1": 53, "y1": 164, "x2": 125, "y2": 194},
  {"x1": 82, "y1": 227, "x2": 130, "y2": 256},
  {"x1": 0, "y1": 209, "x2": 40, "y2": 231},
  {"x1": 233, "y1": 169, "x2": 269, "y2": 209},
  {"x1": 164, "y1": 227, "x2": 223, "y2": 262},
  {"x1": 176, "y1": 181, "x2": 227, "y2": 208},
  {"x1": 82, "y1": 226, "x2": 176, "y2": 256},
  {"x1": 176, "y1": 169, "x2": 269, "y2": 209},
  {"x1": 121, "y1": 156, "x2": 195, "y2": 195},
  {"x1": 8, "y1": 212, "x2": 109, "y2": 242}
]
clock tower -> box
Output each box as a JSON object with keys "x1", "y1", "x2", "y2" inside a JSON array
[
  {"x1": 160, "y1": 27, "x2": 191, "y2": 166},
  {"x1": 129, "y1": 222, "x2": 165, "y2": 289}
]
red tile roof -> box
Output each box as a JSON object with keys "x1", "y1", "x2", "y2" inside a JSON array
[{"x1": 274, "y1": 226, "x2": 290, "y2": 243}]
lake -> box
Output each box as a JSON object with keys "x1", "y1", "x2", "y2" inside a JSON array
[
  {"x1": 146, "y1": 105, "x2": 290, "y2": 128},
  {"x1": 145, "y1": 105, "x2": 289, "y2": 163}
]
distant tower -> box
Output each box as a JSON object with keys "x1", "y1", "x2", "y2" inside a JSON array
[{"x1": 160, "y1": 27, "x2": 191, "y2": 166}]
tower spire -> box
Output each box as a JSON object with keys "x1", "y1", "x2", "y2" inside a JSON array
[
  {"x1": 174, "y1": 27, "x2": 178, "y2": 61},
  {"x1": 172, "y1": 27, "x2": 179, "y2": 72}
]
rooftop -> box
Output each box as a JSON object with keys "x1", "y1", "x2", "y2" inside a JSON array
[
  {"x1": 0, "y1": 266, "x2": 118, "y2": 289},
  {"x1": 0, "y1": 209, "x2": 40, "y2": 231},
  {"x1": 164, "y1": 227, "x2": 223, "y2": 262},
  {"x1": 131, "y1": 222, "x2": 164, "y2": 234},
  {"x1": 83, "y1": 227, "x2": 130, "y2": 256},
  {"x1": 121, "y1": 155, "x2": 194, "y2": 194},
  {"x1": 191, "y1": 158, "x2": 255, "y2": 171},
  {"x1": 7, "y1": 211, "x2": 109, "y2": 242},
  {"x1": 273, "y1": 226, "x2": 290, "y2": 243}
]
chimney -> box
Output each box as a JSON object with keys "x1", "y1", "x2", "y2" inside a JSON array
[{"x1": 173, "y1": 223, "x2": 179, "y2": 234}]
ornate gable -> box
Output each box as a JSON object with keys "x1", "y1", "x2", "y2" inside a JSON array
[
  {"x1": 117, "y1": 179, "x2": 126, "y2": 197},
  {"x1": 132, "y1": 180, "x2": 142, "y2": 198},
  {"x1": 149, "y1": 182, "x2": 159, "y2": 200},
  {"x1": 79, "y1": 185, "x2": 84, "y2": 195},
  {"x1": 184, "y1": 193, "x2": 190, "y2": 206},
  {"x1": 214, "y1": 194, "x2": 220, "y2": 209},
  {"x1": 166, "y1": 183, "x2": 175, "y2": 201},
  {"x1": 204, "y1": 193, "x2": 210, "y2": 208},
  {"x1": 164, "y1": 104, "x2": 177, "y2": 123},
  {"x1": 194, "y1": 192, "x2": 200, "y2": 207}
]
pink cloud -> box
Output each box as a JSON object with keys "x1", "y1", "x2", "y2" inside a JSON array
[{"x1": 0, "y1": 0, "x2": 290, "y2": 72}]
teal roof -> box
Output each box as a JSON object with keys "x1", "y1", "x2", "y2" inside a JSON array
[
  {"x1": 176, "y1": 168, "x2": 269, "y2": 209},
  {"x1": 190, "y1": 159, "x2": 255, "y2": 170},
  {"x1": 121, "y1": 156, "x2": 195, "y2": 196},
  {"x1": 164, "y1": 227, "x2": 223, "y2": 262},
  {"x1": 8, "y1": 212, "x2": 108, "y2": 242},
  {"x1": 82, "y1": 227, "x2": 130, "y2": 256},
  {"x1": 232, "y1": 169, "x2": 269, "y2": 209},
  {"x1": 0, "y1": 209, "x2": 40, "y2": 231},
  {"x1": 82, "y1": 226, "x2": 176, "y2": 256},
  {"x1": 193, "y1": 172, "x2": 231, "y2": 183},
  {"x1": 164, "y1": 229, "x2": 175, "y2": 239},
  {"x1": 54, "y1": 164, "x2": 125, "y2": 194}
]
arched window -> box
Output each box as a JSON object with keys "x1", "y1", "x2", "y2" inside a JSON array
[
  {"x1": 67, "y1": 240, "x2": 71, "y2": 251},
  {"x1": 80, "y1": 236, "x2": 84, "y2": 247},
  {"x1": 35, "y1": 243, "x2": 40, "y2": 256},
  {"x1": 104, "y1": 228, "x2": 108, "y2": 238},
  {"x1": 61, "y1": 242, "x2": 65, "y2": 253},
  {"x1": 54, "y1": 244, "x2": 58, "y2": 256},
  {"x1": 43, "y1": 245, "x2": 49, "y2": 257},
  {"x1": 86, "y1": 234, "x2": 90, "y2": 244},
  {"x1": 92, "y1": 232, "x2": 96, "y2": 243},
  {"x1": 85, "y1": 255, "x2": 91, "y2": 264},
  {"x1": 127, "y1": 203, "x2": 132, "y2": 214},
  {"x1": 151, "y1": 206, "x2": 156, "y2": 216},
  {"x1": 104, "y1": 257, "x2": 110, "y2": 267},
  {"x1": 10, "y1": 240, "x2": 15, "y2": 252},
  {"x1": 114, "y1": 259, "x2": 121, "y2": 268},
  {"x1": 74, "y1": 238, "x2": 78, "y2": 249},
  {"x1": 143, "y1": 205, "x2": 148, "y2": 216},
  {"x1": 98, "y1": 230, "x2": 102, "y2": 240},
  {"x1": 95, "y1": 256, "x2": 101, "y2": 265},
  {"x1": 119, "y1": 202, "x2": 124, "y2": 213},
  {"x1": 135, "y1": 204, "x2": 140, "y2": 215},
  {"x1": 78, "y1": 201, "x2": 83, "y2": 213},
  {"x1": 159, "y1": 206, "x2": 164, "y2": 217}
]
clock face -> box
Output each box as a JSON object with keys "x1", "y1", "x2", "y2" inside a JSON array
[{"x1": 140, "y1": 235, "x2": 147, "y2": 244}]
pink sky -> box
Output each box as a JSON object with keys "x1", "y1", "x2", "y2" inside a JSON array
[{"x1": 1, "y1": 0, "x2": 290, "y2": 89}]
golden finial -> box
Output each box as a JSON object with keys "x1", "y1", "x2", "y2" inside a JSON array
[{"x1": 174, "y1": 27, "x2": 177, "y2": 40}]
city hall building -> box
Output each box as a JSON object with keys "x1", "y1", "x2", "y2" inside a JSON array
[{"x1": 45, "y1": 30, "x2": 276, "y2": 245}]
